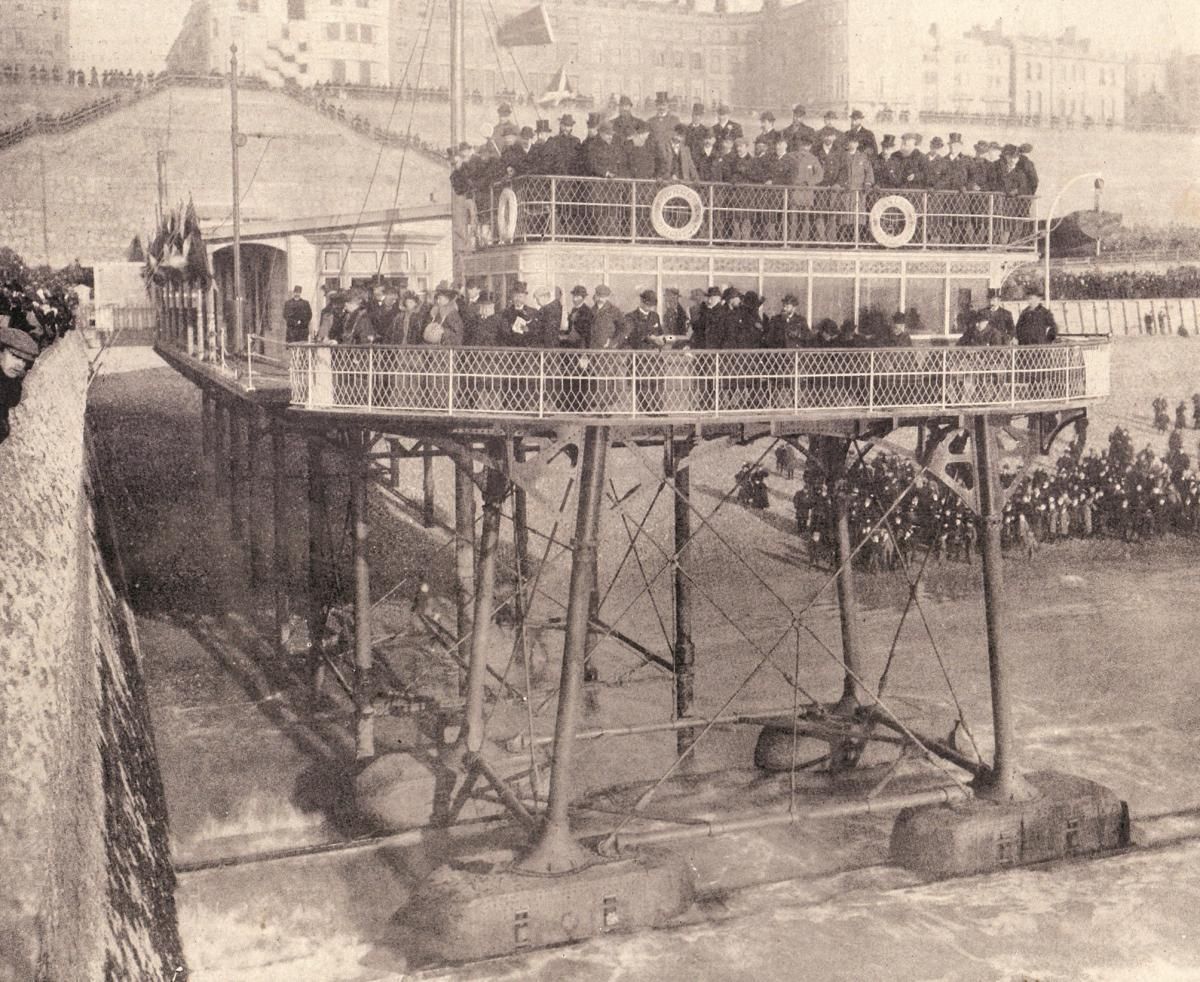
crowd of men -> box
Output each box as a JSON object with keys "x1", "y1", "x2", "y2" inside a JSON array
[
  {"x1": 792, "y1": 424, "x2": 1200, "y2": 572},
  {"x1": 297, "y1": 278, "x2": 1057, "y2": 353},
  {"x1": 0, "y1": 65, "x2": 155, "y2": 89},
  {"x1": 1005, "y1": 266, "x2": 1200, "y2": 301},
  {"x1": 450, "y1": 97, "x2": 1040, "y2": 200}
]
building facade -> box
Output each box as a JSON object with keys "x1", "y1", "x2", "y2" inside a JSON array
[
  {"x1": 167, "y1": 0, "x2": 390, "y2": 86},
  {"x1": 0, "y1": 1, "x2": 70, "y2": 76},
  {"x1": 1010, "y1": 27, "x2": 1125, "y2": 125}
]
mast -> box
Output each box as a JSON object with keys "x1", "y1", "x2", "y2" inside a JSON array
[{"x1": 230, "y1": 44, "x2": 244, "y2": 356}]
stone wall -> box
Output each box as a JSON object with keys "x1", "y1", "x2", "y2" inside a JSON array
[{"x1": 0, "y1": 334, "x2": 185, "y2": 981}]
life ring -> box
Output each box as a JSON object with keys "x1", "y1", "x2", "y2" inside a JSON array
[
  {"x1": 868, "y1": 194, "x2": 919, "y2": 248},
  {"x1": 496, "y1": 186, "x2": 519, "y2": 243},
  {"x1": 651, "y1": 184, "x2": 705, "y2": 241}
]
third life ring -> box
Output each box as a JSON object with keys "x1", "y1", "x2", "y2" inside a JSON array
[
  {"x1": 868, "y1": 194, "x2": 919, "y2": 248},
  {"x1": 651, "y1": 184, "x2": 705, "y2": 241},
  {"x1": 496, "y1": 186, "x2": 519, "y2": 242}
]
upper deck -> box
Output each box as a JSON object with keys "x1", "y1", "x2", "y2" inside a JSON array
[{"x1": 471, "y1": 176, "x2": 1037, "y2": 254}]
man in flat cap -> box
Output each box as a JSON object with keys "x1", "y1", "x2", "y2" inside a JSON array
[
  {"x1": 843, "y1": 109, "x2": 877, "y2": 157},
  {"x1": 283, "y1": 285, "x2": 313, "y2": 343},
  {"x1": 685, "y1": 102, "x2": 710, "y2": 159},
  {"x1": 783, "y1": 104, "x2": 818, "y2": 154},
  {"x1": 590, "y1": 283, "x2": 627, "y2": 350},
  {"x1": 611, "y1": 94, "x2": 643, "y2": 143},
  {"x1": 713, "y1": 103, "x2": 742, "y2": 145},
  {"x1": 0, "y1": 324, "x2": 38, "y2": 445}
]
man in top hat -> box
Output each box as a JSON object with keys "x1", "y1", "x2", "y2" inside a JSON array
[
  {"x1": 936, "y1": 133, "x2": 969, "y2": 190},
  {"x1": 491, "y1": 102, "x2": 514, "y2": 144},
  {"x1": 283, "y1": 285, "x2": 313, "y2": 342},
  {"x1": 684, "y1": 102, "x2": 710, "y2": 159},
  {"x1": 579, "y1": 112, "x2": 602, "y2": 157},
  {"x1": 765, "y1": 293, "x2": 811, "y2": 349},
  {"x1": 657, "y1": 125, "x2": 699, "y2": 182},
  {"x1": 876, "y1": 134, "x2": 898, "y2": 185},
  {"x1": 610, "y1": 94, "x2": 643, "y2": 143},
  {"x1": 1015, "y1": 284, "x2": 1056, "y2": 345},
  {"x1": 624, "y1": 119, "x2": 657, "y2": 179},
  {"x1": 691, "y1": 285, "x2": 723, "y2": 350},
  {"x1": 1016, "y1": 142, "x2": 1039, "y2": 194},
  {"x1": 891, "y1": 132, "x2": 927, "y2": 188},
  {"x1": 783, "y1": 104, "x2": 818, "y2": 154},
  {"x1": 500, "y1": 124, "x2": 529, "y2": 177},
  {"x1": 525, "y1": 118, "x2": 553, "y2": 173},
  {"x1": 985, "y1": 287, "x2": 1016, "y2": 344},
  {"x1": 0, "y1": 324, "x2": 38, "y2": 445},
  {"x1": 713, "y1": 103, "x2": 742, "y2": 145},
  {"x1": 647, "y1": 92, "x2": 682, "y2": 159},
  {"x1": 539, "y1": 114, "x2": 583, "y2": 176},
  {"x1": 842, "y1": 109, "x2": 877, "y2": 157}
]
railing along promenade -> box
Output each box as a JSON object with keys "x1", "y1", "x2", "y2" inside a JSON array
[
  {"x1": 474, "y1": 176, "x2": 1038, "y2": 253},
  {"x1": 287, "y1": 340, "x2": 1109, "y2": 422}
]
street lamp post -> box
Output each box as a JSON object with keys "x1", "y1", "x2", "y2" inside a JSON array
[{"x1": 1044, "y1": 171, "x2": 1103, "y2": 301}]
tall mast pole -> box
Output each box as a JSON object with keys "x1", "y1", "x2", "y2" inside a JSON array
[
  {"x1": 449, "y1": 0, "x2": 465, "y2": 148},
  {"x1": 230, "y1": 44, "x2": 244, "y2": 356}
]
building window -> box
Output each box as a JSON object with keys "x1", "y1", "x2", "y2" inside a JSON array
[
  {"x1": 360, "y1": 24, "x2": 373, "y2": 43},
  {"x1": 1025, "y1": 61, "x2": 1031, "y2": 81},
  {"x1": 673, "y1": 51, "x2": 683, "y2": 69},
  {"x1": 690, "y1": 52, "x2": 702, "y2": 71},
  {"x1": 357, "y1": 0, "x2": 370, "y2": 6},
  {"x1": 326, "y1": 22, "x2": 340, "y2": 40},
  {"x1": 345, "y1": 23, "x2": 358, "y2": 41},
  {"x1": 655, "y1": 51, "x2": 665, "y2": 67},
  {"x1": 331, "y1": 58, "x2": 346, "y2": 82},
  {"x1": 237, "y1": 0, "x2": 259, "y2": 10},
  {"x1": 213, "y1": 18, "x2": 219, "y2": 37},
  {"x1": 287, "y1": 0, "x2": 305, "y2": 18},
  {"x1": 1037, "y1": 62, "x2": 1043, "y2": 81},
  {"x1": 359, "y1": 60, "x2": 372, "y2": 84}
]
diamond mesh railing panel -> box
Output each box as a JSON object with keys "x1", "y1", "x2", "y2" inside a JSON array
[
  {"x1": 288, "y1": 342, "x2": 1104, "y2": 419},
  {"x1": 473, "y1": 176, "x2": 1037, "y2": 251}
]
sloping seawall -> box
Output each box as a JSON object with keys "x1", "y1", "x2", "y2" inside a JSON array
[{"x1": 0, "y1": 333, "x2": 185, "y2": 980}]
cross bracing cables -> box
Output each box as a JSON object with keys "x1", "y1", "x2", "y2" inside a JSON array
[{"x1": 338, "y1": 0, "x2": 441, "y2": 280}]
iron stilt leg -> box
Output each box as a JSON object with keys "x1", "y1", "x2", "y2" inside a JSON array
[
  {"x1": 519, "y1": 425, "x2": 609, "y2": 873},
  {"x1": 820, "y1": 437, "x2": 863, "y2": 710},
  {"x1": 972, "y1": 414, "x2": 1032, "y2": 802},
  {"x1": 463, "y1": 452, "x2": 507, "y2": 754},
  {"x1": 229, "y1": 405, "x2": 244, "y2": 541},
  {"x1": 350, "y1": 431, "x2": 374, "y2": 760},
  {"x1": 454, "y1": 460, "x2": 476, "y2": 694},
  {"x1": 667, "y1": 433, "x2": 696, "y2": 758},
  {"x1": 214, "y1": 400, "x2": 228, "y2": 499},
  {"x1": 307, "y1": 436, "x2": 329, "y2": 696},
  {"x1": 247, "y1": 408, "x2": 263, "y2": 585},
  {"x1": 422, "y1": 450, "x2": 436, "y2": 527},
  {"x1": 272, "y1": 417, "x2": 289, "y2": 655}
]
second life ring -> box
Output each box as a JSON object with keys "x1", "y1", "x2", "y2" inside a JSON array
[
  {"x1": 651, "y1": 184, "x2": 705, "y2": 241},
  {"x1": 868, "y1": 194, "x2": 919, "y2": 248},
  {"x1": 496, "y1": 186, "x2": 519, "y2": 242}
]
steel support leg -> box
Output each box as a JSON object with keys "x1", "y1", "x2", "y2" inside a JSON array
[
  {"x1": 511, "y1": 436, "x2": 532, "y2": 631},
  {"x1": 463, "y1": 452, "x2": 508, "y2": 753},
  {"x1": 972, "y1": 414, "x2": 1032, "y2": 801},
  {"x1": 200, "y1": 389, "x2": 213, "y2": 460},
  {"x1": 272, "y1": 417, "x2": 289, "y2": 655},
  {"x1": 350, "y1": 432, "x2": 374, "y2": 760},
  {"x1": 822, "y1": 437, "x2": 863, "y2": 710},
  {"x1": 388, "y1": 439, "x2": 401, "y2": 489},
  {"x1": 229, "y1": 405, "x2": 244, "y2": 541},
  {"x1": 454, "y1": 460, "x2": 476, "y2": 693},
  {"x1": 307, "y1": 437, "x2": 330, "y2": 695},
  {"x1": 247, "y1": 409, "x2": 264, "y2": 584},
  {"x1": 667, "y1": 433, "x2": 696, "y2": 757},
  {"x1": 519, "y1": 425, "x2": 609, "y2": 873},
  {"x1": 422, "y1": 450, "x2": 436, "y2": 527},
  {"x1": 214, "y1": 400, "x2": 228, "y2": 499}
]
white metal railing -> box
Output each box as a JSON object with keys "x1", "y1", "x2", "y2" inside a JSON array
[
  {"x1": 474, "y1": 176, "x2": 1038, "y2": 253},
  {"x1": 287, "y1": 340, "x2": 1107, "y2": 420}
]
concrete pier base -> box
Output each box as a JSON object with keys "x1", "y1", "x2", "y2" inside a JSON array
[
  {"x1": 889, "y1": 770, "x2": 1129, "y2": 878},
  {"x1": 399, "y1": 850, "x2": 694, "y2": 966}
]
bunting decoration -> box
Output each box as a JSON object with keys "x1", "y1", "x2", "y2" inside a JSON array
[{"x1": 142, "y1": 196, "x2": 212, "y2": 293}]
